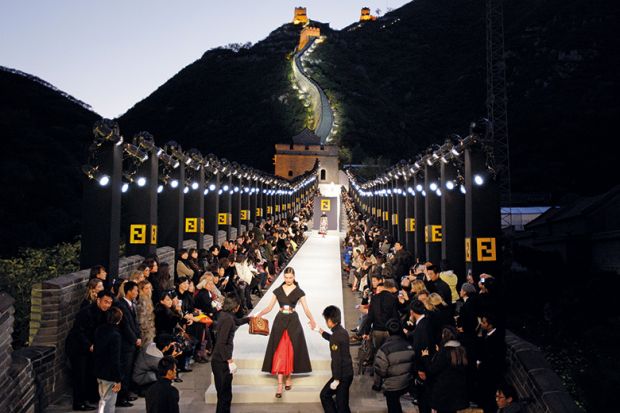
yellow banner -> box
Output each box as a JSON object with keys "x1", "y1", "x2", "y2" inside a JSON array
[
  {"x1": 129, "y1": 224, "x2": 147, "y2": 244},
  {"x1": 424, "y1": 225, "x2": 442, "y2": 242}
]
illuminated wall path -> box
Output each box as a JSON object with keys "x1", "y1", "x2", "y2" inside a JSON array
[{"x1": 292, "y1": 38, "x2": 335, "y2": 143}]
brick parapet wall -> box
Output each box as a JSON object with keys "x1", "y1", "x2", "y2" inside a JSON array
[
  {"x1": 23, "y1": 244, "x2": 181, "y2": 408},
  {"x1": 505, "y1": 330, "x2": 581, "y2": 412}
]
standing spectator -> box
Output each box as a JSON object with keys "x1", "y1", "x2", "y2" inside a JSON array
[
  {"x1": 211, "y1": 297, "x2": 250, "y2": 413},
  {"x1": 428, "y1": 327, "x2": 469, "y2": 413},
  {"x1": 66, "y1": 290, "x2": 114, "y2": 411},
  {"x1": 150, "y1": 262, "x2": 173, "y2": 307},
  {"x1": 476, "y1": 314, "x2": 506, "y2": 413},
  {"x1": 115, "y1": 281, "x2": 142, "y2": 407},
  {"x1": 391, "y1": 241, "x2": 411, "y2": 281},
  {"x1": 94, "y1": 307, "x2": 123, "y2": 413},
  {"x1": 136, "y1": 281, "x2": 156, "y2": 345},
  {"x1": 410, "y1": 300, "x2": 433, "y2": 413},
  {"x1": 361, "y1": 278, "x2": 400, "y2": 391},
  {"x1": 439, "y1": 259, "x2": 459, "y2": 304},
  {"x1": 90, "y1": 265, "x2": 109, "y2": 289},
  {"x1": 318, "y1": 305, "x2": 354, "y2": 413},
  {"x1": 424, "y1": 264, "x2": 452, "y2": 305},
  {"x1": 145, "y1": 356, "x2": 180, "y2": 413},
  {"x1": 81, "y1": 278, "x2": 104, "y2": 309},
  {"x1": 374, "y1": 319, "x2": 415, "y2": 413}
]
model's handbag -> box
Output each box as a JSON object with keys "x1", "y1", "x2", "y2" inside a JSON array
[{"x1": 249, "y1": 317, "x2": 270, "y2": 336}]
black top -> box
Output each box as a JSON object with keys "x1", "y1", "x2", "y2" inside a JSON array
[
  {"x1": 273, "y1": 285, "x2": 305, "y2": 308},
  {"x1": 66, "y1": 302, "x2": 106, "y2": 354},
  {"x1": 94, "y1": 324, "x2": 122, "y2": 382},
  {"x1": 154, "y1": 304, "x2": 182, "y2": 336},
  {"x1": 425, "y1": 277, "x2": 452, "y2": 306},
  {"x1": 212, "y1": 312, "x2": 250, "y2": 362},
  {"x1": 145, "y1": 378, "x2": 180, "y2": 413},
  {"x1": 321, "y1": 324, "x2": 353, "y2": 380},
  {"x1": 412, "y1": 316, "x2": 433, "y2": 374},
  {"x1": 362, "y1": 290, "x2": 399, "y2": 335}
]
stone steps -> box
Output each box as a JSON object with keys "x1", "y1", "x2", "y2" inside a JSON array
[{"x1": 223, "y1": 369, "x2": 332, "y2": 386}]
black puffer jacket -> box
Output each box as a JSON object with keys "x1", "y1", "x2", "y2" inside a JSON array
[{"x1": 374, "y1": 335, "x2": 415, "y2": 392}]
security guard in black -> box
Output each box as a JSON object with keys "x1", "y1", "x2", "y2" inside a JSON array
[{"x1": 319, "y1": 315, "x2": 353, "y2": 413}]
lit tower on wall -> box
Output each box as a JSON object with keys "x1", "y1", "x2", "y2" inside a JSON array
[
  {"x1": 360, "y1": 7, "x2": 377, "y2": 22},
  {"x1": 293, "y1": 7, "x2": 309, "y2": 25}
]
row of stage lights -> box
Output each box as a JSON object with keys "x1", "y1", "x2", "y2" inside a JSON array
[
  {"x1": 82, "y1": 119, "x2": 318, "y2": 195},
  {"x1": 347, "y1": 120, "x2": 493, "y2": 196},
  {"x1": 353, "y1": 174, "x2": 485, "y2": 198}
]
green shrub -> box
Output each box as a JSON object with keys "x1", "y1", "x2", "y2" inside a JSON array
[{"x1": 0, "y1": 241, "x2": 80, "y2": 348}]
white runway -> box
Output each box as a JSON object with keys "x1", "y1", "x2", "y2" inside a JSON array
[
  {"x1": 206, "y1": 230, "x2": 344, "y2": 403},
  {"x1": 237, "y1": 229, "x2": 344, "y2": 363}
]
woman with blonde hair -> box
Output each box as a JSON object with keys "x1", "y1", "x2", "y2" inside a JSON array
[
  {"x1": 129, "y1": 269, "x2": 145, "y2": 284},
  {"x1": 81, "y1": 278, "x2": 104, "y2": 308},
  {"x1": 429, "y1": 293, "x2": 455, "y2": 347},
  {"x1": 136, "y1": 280, "x2": 156, "y2": 345}
]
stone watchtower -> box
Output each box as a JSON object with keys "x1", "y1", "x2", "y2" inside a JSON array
[
  {"x1": 293, "y1": 7, "x2": 309, "y2": 25},
  {"x1": 274, "y1": 129, "x2": 339, "y2": 184},
  {"x1": 298, "y1": 26, "x2": 321, "y2": 51},
  {"x1": 360, "y1": 7, "x2": 377, "y2": 22}
]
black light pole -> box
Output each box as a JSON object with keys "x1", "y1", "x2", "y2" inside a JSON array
[
  {"x1": 241, "y1": 177, "x2": 251, "y2": 231},
  {"x1": 183, "y1": 165, "x2": 205, "y2": 250},
  {"x1": 125, "y1": 138, "x2": 158, "y2": 257},
  {"x1": 397, "y1": 181, "x2": 406, "y2": 245},
  {"x1": 231, "y1": 174, "x2": 242, "y2": 238},
  {"x1": 205, "y1": 173, "x2": 220, "y2": 244},
  {"x1": 425, "y1": 161, "x2": 442, "y2": 264},
  {"x1": 158, "y1": 145, "x2": 185, "y2": 252},
  {"x1": 441, "y1": 160, "x2": 465, "y2": 280},
  {"x1": 80, "y1": 120, "x2": 122, "y2": 279},
  {"x1": 219, "y1": 172, "x2": 233, "y2": 240},
  {"x1": 465, "y1": 138, "x2": 501, "y2": 277},
  {"x1": 404, "y1": 178, "x2": 416, "y2": 253},
  {"x1": 413, "y1": 173, "x2": 426, "y2": 261}
]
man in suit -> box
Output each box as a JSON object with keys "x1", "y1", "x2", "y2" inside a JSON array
[
  {"x1": 477, "y1": 313, "x2": 506, "y2": 413},
  {"x1": 145, "y1": 356, "x2": 180, "y2": 413},
  {"x1": 115, "y1": 281, "x2": 142, "y2": 407},
  {"x1": 319, "y1": 305, "x2": 354, "y2": 413},
  {"x1": 410, "y1": 300, "x2": 433, "y2": 413}
]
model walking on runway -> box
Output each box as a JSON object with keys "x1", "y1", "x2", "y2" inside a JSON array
[
  {"x1": 319, "y1": 212, "x2": 329, "y2": 237},
  {"x1": 255, "y1": 267, "x2": 317, "y2": 398}
]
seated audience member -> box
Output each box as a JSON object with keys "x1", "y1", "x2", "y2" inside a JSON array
[{"x1": 496, "y1": 383, "x2": 523, "y2": 413}]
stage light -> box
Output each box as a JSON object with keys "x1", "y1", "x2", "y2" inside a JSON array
[
  {"x1": 446, "y1": 181, "x2": 455, "y2": 190},
  {"x1": 209, "y1": 184, "x2": 216, "y2": 191},
  {"x1": 426, "y1": 158, "x2": 433, "y2": 166},
  {"x1": 416, "y1": 184, "x2": 423, "y2": 192},
  {"x1": 223, "y1": 185, "x2": 229, "y2": 191},
  {"x1": 157, "y1": 185, "x2": 164, "y2": 193},
  {"x1": 430, "y1": 182, "x2": 438, "y2": 191},
  {"x1": 435, "y1": 189, "x2": 442, "y2": 196},
  {"x1": 98, "y1": 175, "x2": 110, "y2": 186},
  {"x1": 136, "y1": 177, "x2": 146, "y2": 187},
  {"x1": 204, "y1": 189, "x2": 209, "y2": 195},
  {"x1": 191, "y1": 182, "x2": 199, "y2": 190},
  {"x1": 229, "y1": 190, "x2": 234, "y2": 195},
  {"x1": 421, "y1": 190, "x2": 427, "y2": 197},
  {"x1": 474, "y1": 175, "x2": 484, "y2": 186},
  {"x1": 184, "y1": 187, "x2": 189, "y2": 194},
  {"x1": 218, "y1": 189, "x2": 223, "y2": 195},
  {"x1": 170, "y1": 179, "x2": 179, "y2": 188},
  {"x1": 156, "y1": 148, "x2": 164, "y2": 156},
  {"x1": 234, "y1": 187, "x2": 239, "y2": 192},
  {"x1": 451, "y1": 148, "x2": 460, "y2": 156},
  {"x1": 460, "y1": 185, "x2": 467, "y2": 194},
  {"x1": 122, "y1": 183, "x2": 129, "y2": 193}
]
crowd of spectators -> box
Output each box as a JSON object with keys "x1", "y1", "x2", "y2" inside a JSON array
[
  {"x1": 65, "y1": 198, "x2": 314, "y2": 412},
  {"x1": 341, "y1": 190, "x2": 522, "y2": 413}
]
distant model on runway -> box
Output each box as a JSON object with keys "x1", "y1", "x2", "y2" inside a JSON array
[
  {"x1": 319, "y1": 212, "x2": 328, "y2": 237},
  {"x1": 255, "y1": 267, "x2": 317, "y2": 398}
]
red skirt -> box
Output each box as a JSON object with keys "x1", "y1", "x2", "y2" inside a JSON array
[{"x1": 271, "y1": 330, "x2": 294, "y2": 375}]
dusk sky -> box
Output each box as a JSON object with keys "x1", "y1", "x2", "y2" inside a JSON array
[{"x1": 1, "y1": 1, "x2": 409, "y2": 118}]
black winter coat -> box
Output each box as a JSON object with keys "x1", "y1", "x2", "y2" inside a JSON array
[
  {"x1": 94, "y1": 324, "x2": 122, "y2": 382},
  {"x1": 65, "y1": 302, "x2": 106, "y2": 354},
  {"x1": 362, "y1": 290, "x2": 400, "y2": 335},
  {"x1": 429, "y1": 343, "x2": 469, "y2": 411}
]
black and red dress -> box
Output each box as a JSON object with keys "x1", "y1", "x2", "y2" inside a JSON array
[{"x1": 261, "y1": 285, "x2": 312, "y2": 374}]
